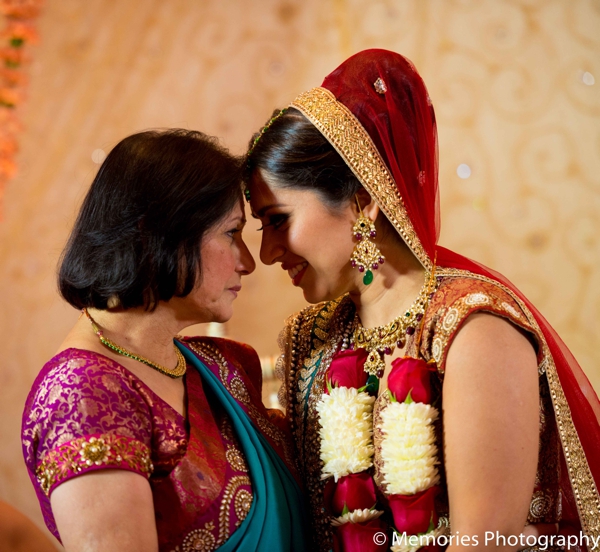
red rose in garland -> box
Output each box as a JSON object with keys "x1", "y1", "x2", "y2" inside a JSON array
[
  {"x1": 388, "y1": 485, "x2": 440, "y2": 535},
  {"x1": 332, "y1": 471, "x2": 377, "y2": 515},
  {"x1": 326, "y1": 348, "x2": 369, "y2": 392},
  {"x1": 332, "y1": 517, "x2": 388, "y2": 552},
  {"x1": 387, "y1": 356, "x2": 432, "y2": 403}
]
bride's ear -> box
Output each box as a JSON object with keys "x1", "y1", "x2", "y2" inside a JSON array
[{"x1": 353, "y1": 188, "x2": 380, "y2": 221}]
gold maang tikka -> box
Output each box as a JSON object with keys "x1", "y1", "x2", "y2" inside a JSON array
[{"x1": 350, "y1": 197, "x2": 385, "y2": 285}]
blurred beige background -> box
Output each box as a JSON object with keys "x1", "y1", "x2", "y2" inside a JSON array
[{"x1": 1, "y1": 0, "x2": 599, "y2": 546}]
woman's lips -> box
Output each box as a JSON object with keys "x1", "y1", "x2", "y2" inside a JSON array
[
  {"x1": 228, "y1": 285, "x2": 242, "y2": 297},
  {"x1": 287, "y1": 262, "x2": 308, "y2": 286}
]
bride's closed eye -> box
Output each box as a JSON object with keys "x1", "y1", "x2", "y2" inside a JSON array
[{"x1": 257, "y1": 213, "x2": 289, "y2": 231}]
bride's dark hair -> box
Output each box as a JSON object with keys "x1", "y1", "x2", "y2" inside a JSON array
[{"x1": 245, "y1": 108, "x2": 361, "y2": 207}]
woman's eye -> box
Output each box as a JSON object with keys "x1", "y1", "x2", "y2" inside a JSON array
[
  {"x1": 226, "y1": 226, "x2": 243, "y2": 238},
  {"x1": 257, "y1": 214, "x2": 288, "y2": 231}
]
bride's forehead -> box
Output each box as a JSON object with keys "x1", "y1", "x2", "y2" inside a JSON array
[{"x1": 249, "y1": 168, "x2": 355, "y2": 217}]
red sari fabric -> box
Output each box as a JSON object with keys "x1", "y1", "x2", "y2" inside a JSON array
[{"x1": 309, "y1": 49, "x2": 600, "y2": 539}]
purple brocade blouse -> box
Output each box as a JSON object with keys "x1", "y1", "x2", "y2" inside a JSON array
[{"x1": 21, "y1": 344, "x2": 256, "y2": 551}]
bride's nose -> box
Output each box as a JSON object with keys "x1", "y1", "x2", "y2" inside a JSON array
[{"x1": 259, "y1": 232, "x2": 285, "y2": 266}]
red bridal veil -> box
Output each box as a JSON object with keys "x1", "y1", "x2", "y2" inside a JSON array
[{"x1": 291, "y1": 48, "x2": 600, "y2": 541}]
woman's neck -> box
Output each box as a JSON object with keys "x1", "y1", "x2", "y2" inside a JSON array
[
  {"x1": 348, "y1": 238, "x2": 427, "y2": 329},
  {"x1": 80, "y1": 303, "x2": 187, "y2": 368}
]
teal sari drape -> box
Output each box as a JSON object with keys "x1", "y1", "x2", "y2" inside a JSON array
[{"x1": 178, "y1": 344, "x2": 310, "y2": 552}]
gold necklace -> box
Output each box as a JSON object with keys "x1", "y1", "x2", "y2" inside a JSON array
[
  {"x1": 353, "y1": 266, "x2": 438, "y2": 377},
  {"x1": 83, "y1": 308, "x2": 187, "y2": 378}
]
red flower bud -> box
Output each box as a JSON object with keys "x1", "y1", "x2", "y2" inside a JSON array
[
  {"x1": 388, "y1": 357, "x2": 432, "y2": 403},
  {"x1": 333, "y1": 518, "x2": 388, "y2": 552},
  {"x1": 326, "y1": 348, "x2": 369, "y2": 392},
  {"x1": 332, "y1": 472, "x2": 377, "y2": 515},
  {"x1": 388, "y1": 485, "x2": 440, "y2": 535}
]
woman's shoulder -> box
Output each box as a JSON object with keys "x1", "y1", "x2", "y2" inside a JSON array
[
  {"x1": 421, "y1": 271, "x2": 540, "y2": 370},
  {"x1": 22, "y1": 348, "x2": 155, "y2": 460},
  {"x1": 26, "y1": 348, "x2": 144, "y2": 408},
  {"x1": 431, "y1": 272, "x2": 528, "y2": 315},
  {"x1": 22, "y1": 347, "x2": 156, "y2": 500}
]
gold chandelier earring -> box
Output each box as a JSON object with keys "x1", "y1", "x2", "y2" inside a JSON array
[{"x1": 350, "y1": 197, "x2": 385, "y2": 285}]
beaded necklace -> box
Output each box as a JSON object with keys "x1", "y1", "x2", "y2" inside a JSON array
[
  {"x1": 83, "y1": 308, "x2": 187, "y2": 378},
  {"x1": 352, "y1": 266, "x2": 437, "y2": 377}
]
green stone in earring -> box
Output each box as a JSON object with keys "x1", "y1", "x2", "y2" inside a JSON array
[{"x1": 363, "y1": 270, "x2": 374, "y2": 285}]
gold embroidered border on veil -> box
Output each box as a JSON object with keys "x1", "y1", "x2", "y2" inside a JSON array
[
  {"x1": 291, "y1": 87, "x2": 432, "y2": 272},
  {"x1": 290, "y1": 85, "x2": 600, "y2": 543}
]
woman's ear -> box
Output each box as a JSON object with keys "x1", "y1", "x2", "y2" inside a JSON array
[{"x1": 354, "y1": 188, "x2": 380, "y2": 221}]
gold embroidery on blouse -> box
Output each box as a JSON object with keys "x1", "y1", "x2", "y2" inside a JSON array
[
  {"x1": 219, "y1": 417, "x2": 235, "y2": 442},
  {"x1": 432, "y1": 336, "x2": 443, "y2": 364},
  {"x1": 290, "y1": 87, "x2": 431, "y2": 271},
  {"x1": 180, "y1": 521, "x2": 216, "y2": 552},
  {"x1": 464, "y1": 292, "x2": 490, "y2": 306},
  {"x1": 281, "y1": 296, "x2": 355, "y2": 551},
  {"x1": 185, "y1": 340, "x2": 297, "y2": 473},
  {"x1": 79, "y1": 437, "x2": 111, "y2": 465},
  {"x1": 501, "y1": 301, "x2": 522, "y2": 319},
  {"x1": 225, "y1": 446, "x2": 248, "y2": 473},
  {"x1": 530, "y1": 490, "x2": 553, "y2": 520},
  {"x1": 432, "y1": 267, "x2": 600, "y2": 541},
  {"x1": 234, "y1": 489, "x2": 253, "y2": 524},
  {"x1": 528, "y1": 377, "x2": 561, "y2": 524},
  {"x1": 37, "y1": 434, "x2": 153, "y2": 495},
  {"x1": 229, "y1": 377, "x2": 250, "y2": 404},
  {"x1": 426, "y1": 280, "x2": 533, "y2": 371},
  {"x1": 372, "y1": 392, "x2": 392, "y2": 493},
  {"x1": 296, "y1": 299, "x2": 342, "y2": 419},
  {"x1": 217, "y1": 475, "x2": 252, "y2": 545},
  {"x1": 441, "y1": 307, "x2": 460, "y2": 332}
]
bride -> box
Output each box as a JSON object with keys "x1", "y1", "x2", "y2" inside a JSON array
[{"x1": 245, "y1": 49, "x2": 600, "y2": 551}]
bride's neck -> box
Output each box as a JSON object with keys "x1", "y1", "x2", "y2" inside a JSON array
[{"x1": 348, "y1": 237, "x2": 427, "y2": 329}]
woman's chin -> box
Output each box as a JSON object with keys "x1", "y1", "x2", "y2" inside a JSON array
[
  {"x1": 213, "y1": 310, "x2": 234, "y2": 325},
  {"x1": 197, "y1": 306, "x2": 234, "y2": 326},
  {"x1": 302, "y1": 286, "x2": 337, "y2": 305}
]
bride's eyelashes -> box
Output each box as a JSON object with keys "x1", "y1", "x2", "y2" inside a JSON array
[{"x1": 257, "y1": 213, "x2": 289, "y2": 231}]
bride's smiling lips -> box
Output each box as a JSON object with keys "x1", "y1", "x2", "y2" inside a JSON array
[{"x1": 282, "y1": 261, "x2": 308, "y2": 286}]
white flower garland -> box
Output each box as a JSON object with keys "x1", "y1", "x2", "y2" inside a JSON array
[
  {"x1": 317, "y1": 366, "x2": 441, "y2": 551},
  {"x1": 316, "y1": 386, "x2": 375, "y2": 481},
  {"x1": 331, "y1": 508, "x2": 384, "y2": 527},
  {"x1": 379, "y1": 401, "x2": 440, "y2": 495}
]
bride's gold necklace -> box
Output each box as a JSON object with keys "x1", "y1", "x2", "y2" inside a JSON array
[
  {"x1": 353, "y1": 266, "x2": 438, "y2": 377},
  {"x1": 83, "y1": 308, "x2": 187, "y2": 378}
]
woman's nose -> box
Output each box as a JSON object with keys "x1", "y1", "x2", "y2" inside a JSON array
[
  {"x1": 238, "y1": 239, "x2": 256, "y2": 275},
  {"x1": 259, "y1": 232, "x2": 285, "y2": 266}
]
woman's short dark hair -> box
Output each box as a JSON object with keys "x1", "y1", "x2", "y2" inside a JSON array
[
  {"x1": 245, "y1": 108, "x2": 362, "y2": 207},
  {"x1": 59, "y1": 129, "x2": 242, "y2": 310}
]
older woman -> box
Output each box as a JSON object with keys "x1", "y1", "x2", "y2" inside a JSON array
[
  {"x1": 245, "y1": 50, "x2": 600, "y2": 551},
  {"x1": 21, "y1": 129, "x2": 309, "y2": 552}
]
